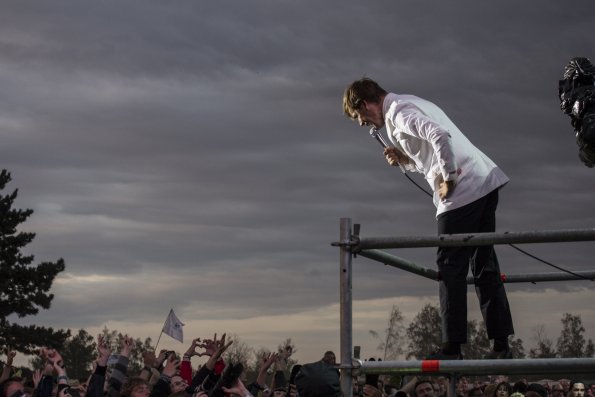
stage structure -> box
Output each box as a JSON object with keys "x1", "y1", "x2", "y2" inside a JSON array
[{"x1": 332, "y1": 218, "x2": 595, "y2": 397}]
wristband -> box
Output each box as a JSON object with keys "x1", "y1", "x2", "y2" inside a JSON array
[
  {"x1": 57, "y1": 375, "x2": 69, "y2": 382},
  {"x1": 182, "y1": 355, "x2": 191, "y2": 360},
  {"x1": 160, "y1": 373, "x2": 172, "y2": 383}
]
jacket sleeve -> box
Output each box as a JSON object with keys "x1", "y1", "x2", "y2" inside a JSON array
[
  {"x1": 179, "y1": 360, "x2": 192, "y2": 384},
  {"x1": 394, "y1": 103, "x2": 458, "y2": 181},
  {"x1": 85, "y1": 366, "x2": 107, "y2": 397},
  {"x1": 34, "y1": 375, "x2": 54, "y2": 397},
  {"x1": 107, "y1": 355, "x2": 129, "y2": 397}
]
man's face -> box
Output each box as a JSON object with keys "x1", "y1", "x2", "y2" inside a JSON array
[
  {"x1": 571, "y1": 383, "x2": 586, "y2": 397},
  {"x1": 416, "y1": 382, "x2": 435, "y2": 397},
  {"x1": 352, "y1": 100, "x2": 384, "y2": 129}
]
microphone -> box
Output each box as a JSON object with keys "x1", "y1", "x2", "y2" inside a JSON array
[{"x1": 369, "y1": 127, "x2": 406, "y2": 173}]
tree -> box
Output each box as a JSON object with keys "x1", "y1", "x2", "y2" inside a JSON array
[
  {"x1": 0, "y1": 169, "x2": 67, "y2": 353},
  {"x1": 406, "y1": 303, "x2": 441, "y2": 359},
  {"x1": 556, "y1": 313, "x2": 594, "y2": 358},
  {"x1": 529, "y1": 325, "x2": 557, "y2": 358},
  {"x1": 62, "y1": 329, "x2": 97, "y2": 380},
  {"x1": 222, "y1": 334, "x2": 253, "y2": 369},
  {"x1": 99, "y1": 327, "x2": 153, "y2": 373},
  {"x1": 461, "y1": 320, "x2": 490, "y2": 359},
  {"x1": 29, "y1": 329, "x2": 96, "y2": 379},
  {"x1": 369, "y1": 304, "x2": 406, "y2": 360},
  {"x1": 508, "y1": 336, "x2": 526, "y2": 359}
]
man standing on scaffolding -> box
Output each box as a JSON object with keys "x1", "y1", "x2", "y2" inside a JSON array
[{"x1": 342, "y1": 77, "x2": 514, "y2": 359}]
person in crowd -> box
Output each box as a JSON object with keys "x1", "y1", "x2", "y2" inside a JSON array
[
  {"x1": 415, "y1": 380, "x2": 437, "y2": 397},
  {"x1": 568, "y1": 382, "x2": 586, "y2": 397},
  {"x1": 343, "y1": 77, "x2": 514, "y2": 360},
  {"x1": 526, "y1": 384, "x2": 547, "y2": 397},
  {"x1": 495, "y1": 381, "x2": 513, "y2": 397},
  {"x1": 560, "y1": 380, "x2": 571, "y2": 395},
  {"x1": 246, "y1": 351, "x2": 277, "y2": 396},
  {"x1": 552, "y1": 384, "x2": 565, "y2": 397},
  {"x1": 469, "y1": 387, "x2": 485, "y2": 397},
  {"x1": 321, "y1": 351, "x2": 336, "y2": 365},
  {"x1": 511, "y1": 380, "x2": 528, "y2": 397},
  {"x1": 1, "y1": 351, "x2": 16, "y2": 386}
]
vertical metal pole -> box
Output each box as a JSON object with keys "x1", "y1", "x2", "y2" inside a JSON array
[
  {"x1": 340, "y1": 218, "x2": 353, "y2": 397},
  {"x1": 449, "y1": 374, "x2": 458, "y2": 397}
]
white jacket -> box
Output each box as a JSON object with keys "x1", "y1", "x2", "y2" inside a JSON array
[{"x1": 384, "y1": 93, "x2": 509, "y2": 216}]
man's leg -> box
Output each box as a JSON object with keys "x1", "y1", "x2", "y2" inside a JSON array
[
  {"x1": 436, "y1": 190, "x2": 513, "y2": 354},
  {"x1": 470, "y1": 190, "x2": 514, "y2": 352},
  {"x1": 437, "y1": 200, "x2": 487, "y2": 350}
]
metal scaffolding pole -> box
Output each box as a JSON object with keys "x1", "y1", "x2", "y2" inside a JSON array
[
  {"x1": 354, "y1": 228, "x2": 595, "y2": 250},
  {"x1": 358, "y1": 249, "x2": 595, "y2": 283},
  {"x1": 351, "y1": 357, "x2": 595, "y2": 376},
  {"x1": 339, "y1": 218, "x2": 354, "y2": 397}
]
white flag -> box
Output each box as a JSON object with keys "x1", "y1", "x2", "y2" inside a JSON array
[{"x1": 162, "y1": 309, "x2": 184, "y2": 343}]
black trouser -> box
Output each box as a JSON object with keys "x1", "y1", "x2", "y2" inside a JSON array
[{"x1": 436, "y1": 189, "x2": 514, "y2": 344}]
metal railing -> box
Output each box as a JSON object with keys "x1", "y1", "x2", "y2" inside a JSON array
[{"x1": 334, "y1": 218, "x2": 595, "y2": 397}]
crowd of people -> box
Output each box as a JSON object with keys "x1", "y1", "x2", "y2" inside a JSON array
[
  {"x1": 379, "y1": 376, "x2": 593, "y2": 397},
  {"x1": 1, "y1": 334, "x2": 593, "y2": 397}
]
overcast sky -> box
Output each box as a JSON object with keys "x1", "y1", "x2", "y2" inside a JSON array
[{"x1": 2, "y1": 1, "x2": 594, "y2": 365}]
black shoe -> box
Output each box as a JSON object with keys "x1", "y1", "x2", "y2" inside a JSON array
[
  {"x1": 426, "y1": 349, "x2": 463, "y2": 360},
  {"x1": 484, "y1": 348, "x2": 513, "y2": 359}
]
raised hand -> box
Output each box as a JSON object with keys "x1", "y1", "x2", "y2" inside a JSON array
[
  {"x1": 161, "y1": 354, "x2": 180, "y2": 378},
  {"x1": 4, "y1": 350, "x2": 16, "y2": 366},
  {"x1": 120, "y1": 334, "x2": 135, "y2": 357},
  {"x1": 32, "y1": 369, "x2": 43, "y2": 389},
  {"x1": 204, "y1": 333, "x2": 233, "y2": 371},
  {"x1": 260, "y1": 352, "x2": 277, "y2": 372},
  {"x1": 197, "y1": 334, "x2": 219, "y2": 357},
  {"x1": 154, "y1": 349, "x2": 168, "y2": 368},
  {"x1": 97, "y1": 335, "x2": 111, "y2": 366},
  {"x1": 183, "y1": 338, "x2": 202, "y2": 358},
  {"x1": 142, "y1": 350, "x2": 156, "y2": 368}
]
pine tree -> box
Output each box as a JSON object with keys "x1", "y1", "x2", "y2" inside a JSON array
[
  {"x1": 462, "y1": 320, "x2": 490, "y2": 359},
  {"x1": 405, "y1": 303, "x2": 441, "y2": 359},
  {"x1": 556, "y1": 313, "x2": 594, "y2": 357},
  {"x1": 0, "y1": 169, "x2": 67, "y2": 353}
]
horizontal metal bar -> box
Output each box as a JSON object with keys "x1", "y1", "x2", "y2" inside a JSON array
[
  {"x1": 355, "y1": 229, "x2": 595, "y2": 250},
  {"x1": 351, "y1": 358, "x2": 595, "y2": 376},
  {"x1": 359, "y1": 249, "x2": 595, "y2": 283},
  {"x1": 358, "y1": 249, "x2": 439, "y2": 281},
  {"x1": 494, "y1": 271, "x2": 595, "y2": 283}
]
